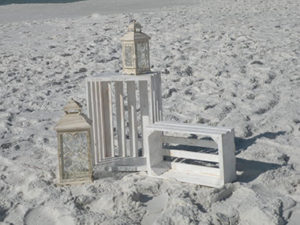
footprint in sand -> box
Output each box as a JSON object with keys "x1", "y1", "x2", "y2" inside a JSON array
[
  {"x1": 141, "y1": 193, "x2": 169, "y2": 225},
  {"x1": 24, "y1": 206, "x2": 75, "y2": 225}
]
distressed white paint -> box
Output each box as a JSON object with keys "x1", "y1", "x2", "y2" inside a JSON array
[
  {"x1": 139, "y1": 80, "x2": 149, "y2": 156},
  {"x1": 162, "y1": 136, "x2": 218, "y2": 149},
  {"x1": 86, "y1": 73, "x2": 162, "y2": 171},
  {"x1": 164, "y1": 149, "x2": 219, "y2": 163},
  {"x1": 143, "y1": 121, "x2": 236, "y2": 188},
  {"x1": 100, "y1": 82, "x2": 112, "y2": 158},
  {"x1": 127, "y1": 81, "x2": 138, "y2": 157},
  {"x1": 115, "y1": 81, "x2": 126, "y2": 157}
]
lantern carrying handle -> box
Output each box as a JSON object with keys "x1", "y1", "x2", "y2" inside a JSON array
[
  {"x1": 64, "y1": 99, "x2": 82, "y2": 114},
  {"x1": 128, "y1": 20, "x2": 142, "y2": 33}
]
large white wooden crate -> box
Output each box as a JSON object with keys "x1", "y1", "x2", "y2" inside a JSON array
[
  {"x1": 143, "y1": 121, "x2": 236, "y2": 188},
  {"x1": 86, "y1": 73, "x2": 162, "y2": 171}
]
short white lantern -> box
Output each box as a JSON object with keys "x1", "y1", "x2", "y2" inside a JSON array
[
  {"x1": 121, "y1": 20, "x2": 151, "y2": 75},
  {"x1": 55, "y1": 99, "x2": 93, "y2": 185}
]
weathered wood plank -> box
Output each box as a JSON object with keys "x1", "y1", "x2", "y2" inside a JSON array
[
  {"x1": 151, "y1": 75, "x2": 158, "y2": 122},
  {"x1": 139, "y1": 80, "x2": 149, "y2": 156},
  {"x1": 92, "y1": 82, "x2": 100, "y2": 163},
  {"x1": 160, "y1": 170, "x2": 222, "y2": 187},
  {"x1": 86, "y1": 81, "x2": 93, "y2": 121},
  {"x1": 87, "y1": 73, "x2": 155, "y2": 82},
  {"x1": 157, "y1": 121, "x2": 232, "y2": 132},
  {"x1": 148, "y1": 75, "x2": 155, "y2": 123},
  {"x1": 170, "y1": 162, "x2": 220, "y2": 177},
  {"x1": 95, "y1": 81, "x2": 102, "y2": 162},
  {"x1": 163, "y1": 148, "x2": 219, "y2": 162},
  {"x1": 99, "y1": 81, "x2": 109, "y2": 161},
  {"x1": 108, "y1": 82, "x2": 115, "y2": 157},
  {"x1": 127, "y1": 81, "x2": 138, "y2": 157},
  {"x1": 143, "y1": 131, "x2": 164, "y2": 176},
  {"x1": 100, "y1": 82, "x2": 112, "y2": 158},
  {"x1": 154, "y1": 74, "x2": 163, "y2": 121},
  {"x1": 162, "y1": 136, "x2": 218, "y2": 149},
  {"x1": 146, "y1": 122, "x2": 227, "y2": 136},
  {"x1": 115, "y1": 81, "x2": 126, "y2": 157},
  {"x1": 219, "y1": 131, "x2": 236, "y2": 184},
  {"x1": 86, "y1": 81, "x2": 96, "y2": 164}
]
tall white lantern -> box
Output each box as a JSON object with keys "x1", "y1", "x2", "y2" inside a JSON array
[
  {"x1": 121, "y1": 20, "x2": 151, "y2": 75},
  {"x1": 55, "y1": 99, "x2": 93, "y2": 185}
]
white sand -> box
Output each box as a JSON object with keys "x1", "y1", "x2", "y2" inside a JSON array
[{"x1": 0, "y1": 0, "x2": 300, "y2": 224}]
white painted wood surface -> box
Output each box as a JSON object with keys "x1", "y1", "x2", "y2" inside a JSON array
[
  {"x1": 139, "y1": 80, "x2": 149, "y2": 155},
  {"x1": 162, "y1": 136, "x2": 218, "y2": 149},
  {"x1": 115, "y1": 81, "x2": 126, "y2": 157},
  {"x1": 100, "y1": 82, "x2": 112, "y2": 158},
  {"x1": 86, "y1": 73, "x2": 162, "y2": 170},
  {"x1": 95, "y1": 81, "x2": 102, "y2": 161},
  {"x1": 143, "y1": 121, "x2": 236, "y2": 188},
  {"x1": 164, "y1": 149, "x2": 219, "y2": 162},
  {"x1": 127, "y1": 81, "x2": 138, "y2": 157}
]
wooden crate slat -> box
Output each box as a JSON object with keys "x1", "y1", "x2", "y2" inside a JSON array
[
  {"x1": 147, "y1": 123, "x2": 228, "y2": 136},
  {"x1": 151, "y1": 75, "x2": 159, "y2": 122},
  {"x1": 100, "y1": 82, "x2": 112, "y2": 158},
  {"x1": 97, "y1": 81, "x2": 106, "y2": 161},
  {"x1": 164, "y1": 149, "x2": 219, "y2": 163},
  {"x1": 219, "y1": 131, "x2": 236, "y2": 183},
  {"x1": 95, "y1": 81, "x2": 102, "y2": 162},
  {"x1": 108, "y1": 82, "x2": 115, "y2": 157},
  {"x1": 139, "y1": 80, "x2": 149, "y2": 156},
  {"x1": 155, "y1": 74, "x2": 163, "y2": 121},
  {"x1": 87, "y1": 73, "x2": 154, "y2": 82},
  {"x1": 93, "y1": 81, "x2": 100, "y2": 163},
  {"x1": 162, "y1": 136, "x2": 218, "y2": 149},
  {"x1": 87, "y1": 81, "x2": 96, "y2": 164},
  {"x1": 115, "y1": 81, "x2": 126, "y2": 157},
  {"x1": 170, "y1": 162, "x2": 220, "y2": 177},
  {"x1": 157, "y1": 121, "x2": 232, "y2": 132},
  {"x1": 127, "y1": 81, "x2": 138, "y2": 157}
]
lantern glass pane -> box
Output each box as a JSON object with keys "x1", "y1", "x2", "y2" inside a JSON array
[
  {"x1": 136, "y1": 42, "x2": 149, "y2": 69},
  {"x1": 61, "y1": 131, "x2": 90, "y2": 179},
  {"x1": 124, "y1": 45, "x2": 134, "y2": 67}
]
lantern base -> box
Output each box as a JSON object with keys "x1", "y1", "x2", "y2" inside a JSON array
[{"x1": 56, "y1": 176, "x2": 93, "y2": 186}]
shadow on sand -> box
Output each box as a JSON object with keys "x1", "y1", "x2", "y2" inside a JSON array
[
  {"x1": 235, "y1": 131, "x2": 286, "y2": 154},
  {"x1": 234, "y1": 131, "x2": 286, "y2": 183},
  {"x1": 0, "y1": 0, "x2": 85, "y2": 5},
  {"x1": 236, "y1": 158, "x2": 281, "y2": 183}
]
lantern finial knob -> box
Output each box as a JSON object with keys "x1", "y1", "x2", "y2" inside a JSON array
[
  {"x1": 128, "y1": 20, "x2": 142, "y2": 32},
  {"x1": 64, "y1": 99, "x2": 82, "y2": 114}
]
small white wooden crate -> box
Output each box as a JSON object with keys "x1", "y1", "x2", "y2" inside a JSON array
[
  {"x1": 143, "y1": 121, "x2": 236, "y2": 188},
  {"x1": 86, "y1": 73, "x2": 162, "y2": 171}
]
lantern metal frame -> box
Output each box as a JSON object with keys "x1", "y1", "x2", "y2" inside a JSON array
[
  {"x1": 121, "y1": 20, "x2": 151, "y2": 75},
  {"x1": 55, "y1": 99, "x2": 93, "y2": 185}
]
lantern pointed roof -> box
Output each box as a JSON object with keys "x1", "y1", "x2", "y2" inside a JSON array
[
  {"x1": 64, "y1": 99, "x2": 82, "y2": 113},
  {"x1": 128, "y1": 20, "x2": 142, "y2": 32},
  {"x1": 55, "y1": 99, "x2": 91, "y2": 132},
  {"x1": 121, "y1": 20, "x2": 151, "y2": 41}
]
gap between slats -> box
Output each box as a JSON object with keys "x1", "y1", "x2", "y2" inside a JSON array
[{"x1": 163, "y1": 149, "x2": 219, "y2": 163}]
